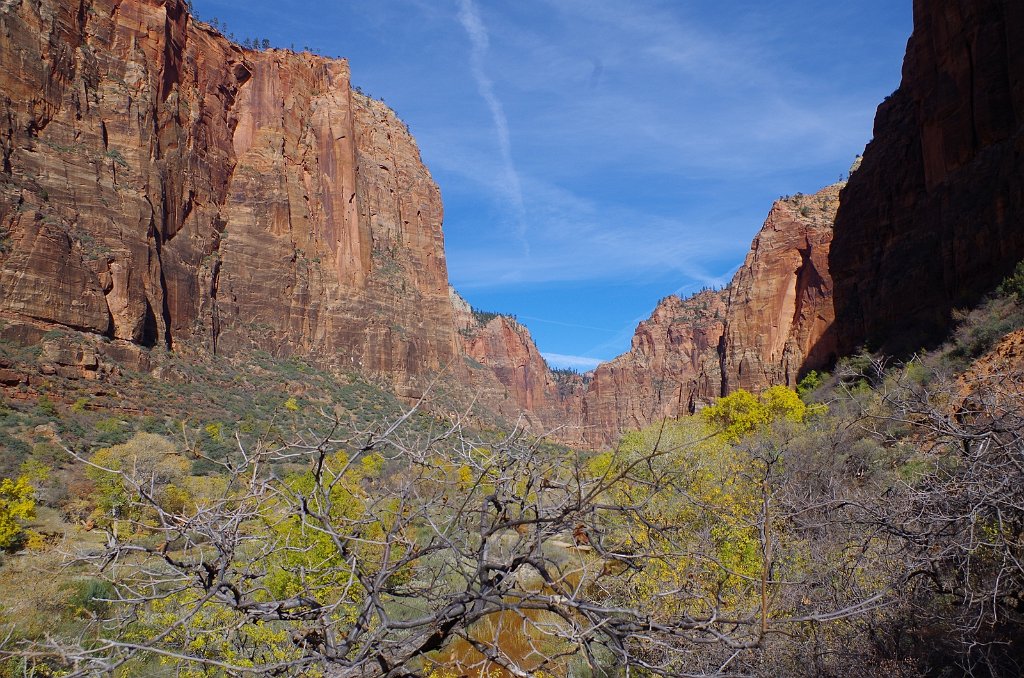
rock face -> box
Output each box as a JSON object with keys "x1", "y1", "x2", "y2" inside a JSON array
[
  {"x1": 0, "y1": 0, "x2": 455, "y2": 397},
  {"x1": 720, "y1": 185, "x2": 841, "y2": 394},
  {"x1": 830, "y1": 0, "x2": 1024, "y2": 355},
  {"x1": 450, "y1": 288, "x2": 583, "y2": 436},
  {"x1": 6, "y1": 0, "x2": 1021, "y2": 452},
  {"x1": 574, "y1": 291, "x2": 725, "y2": 447},
  {"x1": 570, "y1": 184, "x2": 840, "y2": 448}
]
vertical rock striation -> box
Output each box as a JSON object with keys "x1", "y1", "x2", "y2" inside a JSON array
[
  {"x1": 570, "y1": 183, "x2": 840, "y2": 448},
  {"x1": 5, "y1": 0, "x2": 1021, "y2": 451},
  {"x1": 719, "y1": 185, "x2": 841, "y2": 394},
  {"x1": 574, "y1": 291, "x2": 725, "y2": 447},
  {"x1": 0, "y1": 0, "x2": 456, "y2": 396},
  {"x1": 830, "y1": 0, "x2": 1024, "y2": 355},
  {"x1": 450, "y1": 288, "x2": 584, "y2": 437}
]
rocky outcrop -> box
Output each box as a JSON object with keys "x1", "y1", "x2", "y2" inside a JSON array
[
  {"x1": 830, "y1": 0, "x2": 1024, "y2": 355},
  {"x1": 0, "y1": 0, "x2": 455, "y2": 397},
  {"x1": 572, "y1": 290, "x2": 725, "y2": 447},
  {"x1": 569, "y1": 183, "x2": 841, "y2": 448},
  {"x1": 450, "y1": 288, "x2": 584, "y2": 436},
  {"x1": 720, "y1": 184, "x2": 841, "y2": 393}
]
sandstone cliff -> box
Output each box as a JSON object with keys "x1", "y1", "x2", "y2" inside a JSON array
[
  {"x1": 6, "y1": 0, "x2": 1022, "y2": 454},
  {"x1": 720, "y1": 184, "x2": 841, "y2": 394},
  {"x1": 573, "y1": 290, "x2": 725, "y2": 447},
  {"x1": 568, "y1": 183, "x2": 840, "y2": 448},
  {"x1": 0, "y1": 0, "x2": 455, "y2": 397},
  {"x1": 450, "y1": 288, "x2": 583, "y2": 436},
  {"x1": 830, "y1": 0, "x2": 1024, "y2": 355}
]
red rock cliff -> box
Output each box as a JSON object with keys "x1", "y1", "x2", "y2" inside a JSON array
[
  {"x1": 830, "y1": 0, "x2": 1024, "y2": 355},
  {"x1": 720, "y1": 184, "x2": 841, "y2": 393},
  {"x1": 572, "y1": 290, "x2": 725, "y2": 448},
  {"x1": 0, "y1": 0, "x2": 456, "y2": 396},
  {"x1": 450, "y1": 288, "x2": 583, "y2": 437},
  {"x1": 569, "y1": 183, "x2": 841, "y2": 448}
]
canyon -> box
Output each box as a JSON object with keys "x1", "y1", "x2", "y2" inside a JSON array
[{"x1": 1, "y1": 0, "x2": 1022, "y2": 449}]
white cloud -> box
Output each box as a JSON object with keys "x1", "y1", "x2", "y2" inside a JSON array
[
  {"x1": 541, "y1": 353, "x2": 605, "y2": 370},
  {"x1": 422, "y1": 0, "x2": 890, "y2": 296},
  {"x1": 444, "y1": 172, "x2": 749, "y2": 291}
]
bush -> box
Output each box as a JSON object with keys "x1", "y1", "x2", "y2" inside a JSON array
[
  {"x1": 996, "y1": 260, "x2": 1024, "y2": 301},
  {"x1": 36, "y1": 396, "x2": 58, "y2": 418},
  {"x1": 0, "y1": 432, "x2": 31, "y2": 476},
  {"x1": 67, "y1": 578, "x2": 115, "y2": 614},
  {"x1": 796, "y1": 370, "x2": 825, "y2": 400},
  {"x1": 0, "y1": 476, "x2": 36, "y2": 550}
]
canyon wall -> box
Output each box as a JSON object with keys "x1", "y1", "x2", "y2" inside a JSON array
[
  {"x1": 4, "y1": 0, "x2": 1022, "y2": 451},
  {"x1": 830, "y1": 0, "x2": 1024, "y2": 355},
  {"x1": 0, "y1": 0, "x2": 455, "y2": 397},
  {"x1": 574, "y1": 0, "x2": 1024, "y2": 445},
  {"x1": 574, "y1": 290, "x2": 725, "y2": 446},
  {"x1": 450, "y1": 288, "x2": 584, "y2": 436},
  {"x1": 719, "y1": 185, "x2": 840, "y2": 394},
  {"x1": 568, "y1": 184, "x2": 840, "y2": 448}
]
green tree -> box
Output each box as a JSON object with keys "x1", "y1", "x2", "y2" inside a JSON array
[{"x1": 87, "y1": 432, "x2": 189, "y2": 529}]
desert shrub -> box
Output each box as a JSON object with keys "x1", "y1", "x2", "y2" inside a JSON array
[
  {"x1": 93, "y1": 417, "x2": 132, "y2": 446},
  {"x1": 66, "y1": 578, "x2": 115, "y2": 615},
  {"x1": 0, "y1": 432, "x2": 30, "y2": 476},
  {"x1": 35, "y1": 396, "x2": 58, "y2": 418}
]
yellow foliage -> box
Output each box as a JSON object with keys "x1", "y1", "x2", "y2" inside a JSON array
[
  {"x1": 18, "y1": 459, "x2": 50, "y2": 484},
  {"x1": 261, "y1": 451, "x2": 400, "y2": 617},
  {"x1": 0, "y1": 475, "x2": 36, "y2": 550},
  {"x1": 702, "y1": 386, "x2": 807, "y2": 441},
  {"x1": 591, "y1": 418, "x2": 766, "y2": 614},
  {"x1": 87, "y1": 433, "x2": 189, "y2": 528},
  {"x1": 23, "y1": 530, "x2": 47, "y2": 551},
  {"x1": 203, "y1": 421, "x2": 223, "y2": 441},
  {"x1": 140, "y1": 592, "x2": 306, "y2": 675},
  {"x1": 360, "y1": 451, "x2": 385, "y2": 477}
]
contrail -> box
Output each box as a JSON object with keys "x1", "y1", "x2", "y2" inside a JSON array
[{"x1": 456, "y1": 0, "x2": 529, "y2": 254}]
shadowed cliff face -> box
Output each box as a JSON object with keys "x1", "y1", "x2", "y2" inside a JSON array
[
  {"x1": 0, "y1": 0, "x2": 455, "y2": 396},
  {"x1": 831, "y1": 0, "x2": 1024, "y2": 355},
  {"x1": 0, "y1": 0, "x2": 847, "y2": 454}
]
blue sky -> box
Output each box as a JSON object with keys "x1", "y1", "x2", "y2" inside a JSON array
[{"x1": 191, "y1": 0, "x2": 913, "y2": 371}]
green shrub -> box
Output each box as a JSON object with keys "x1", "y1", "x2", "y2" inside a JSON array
[
  {"x1": 36, "y1": 396, "x2": 59, "y2": 418},
  {"x1": 0, "y1": 433, "x2": 30, "y2": 477},
  {"x1": 67, "y1": 578, "x2": 115, "y2": 614},
  {"x1": 796, "y1": 370, "x2": 825, "y2": 400},
  {"x1": 997, "y1": 260, "x2": 1024, "y2": 301},
  {"x1": 94, "y1": 418, "x2": 132, "y2": 446}
]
